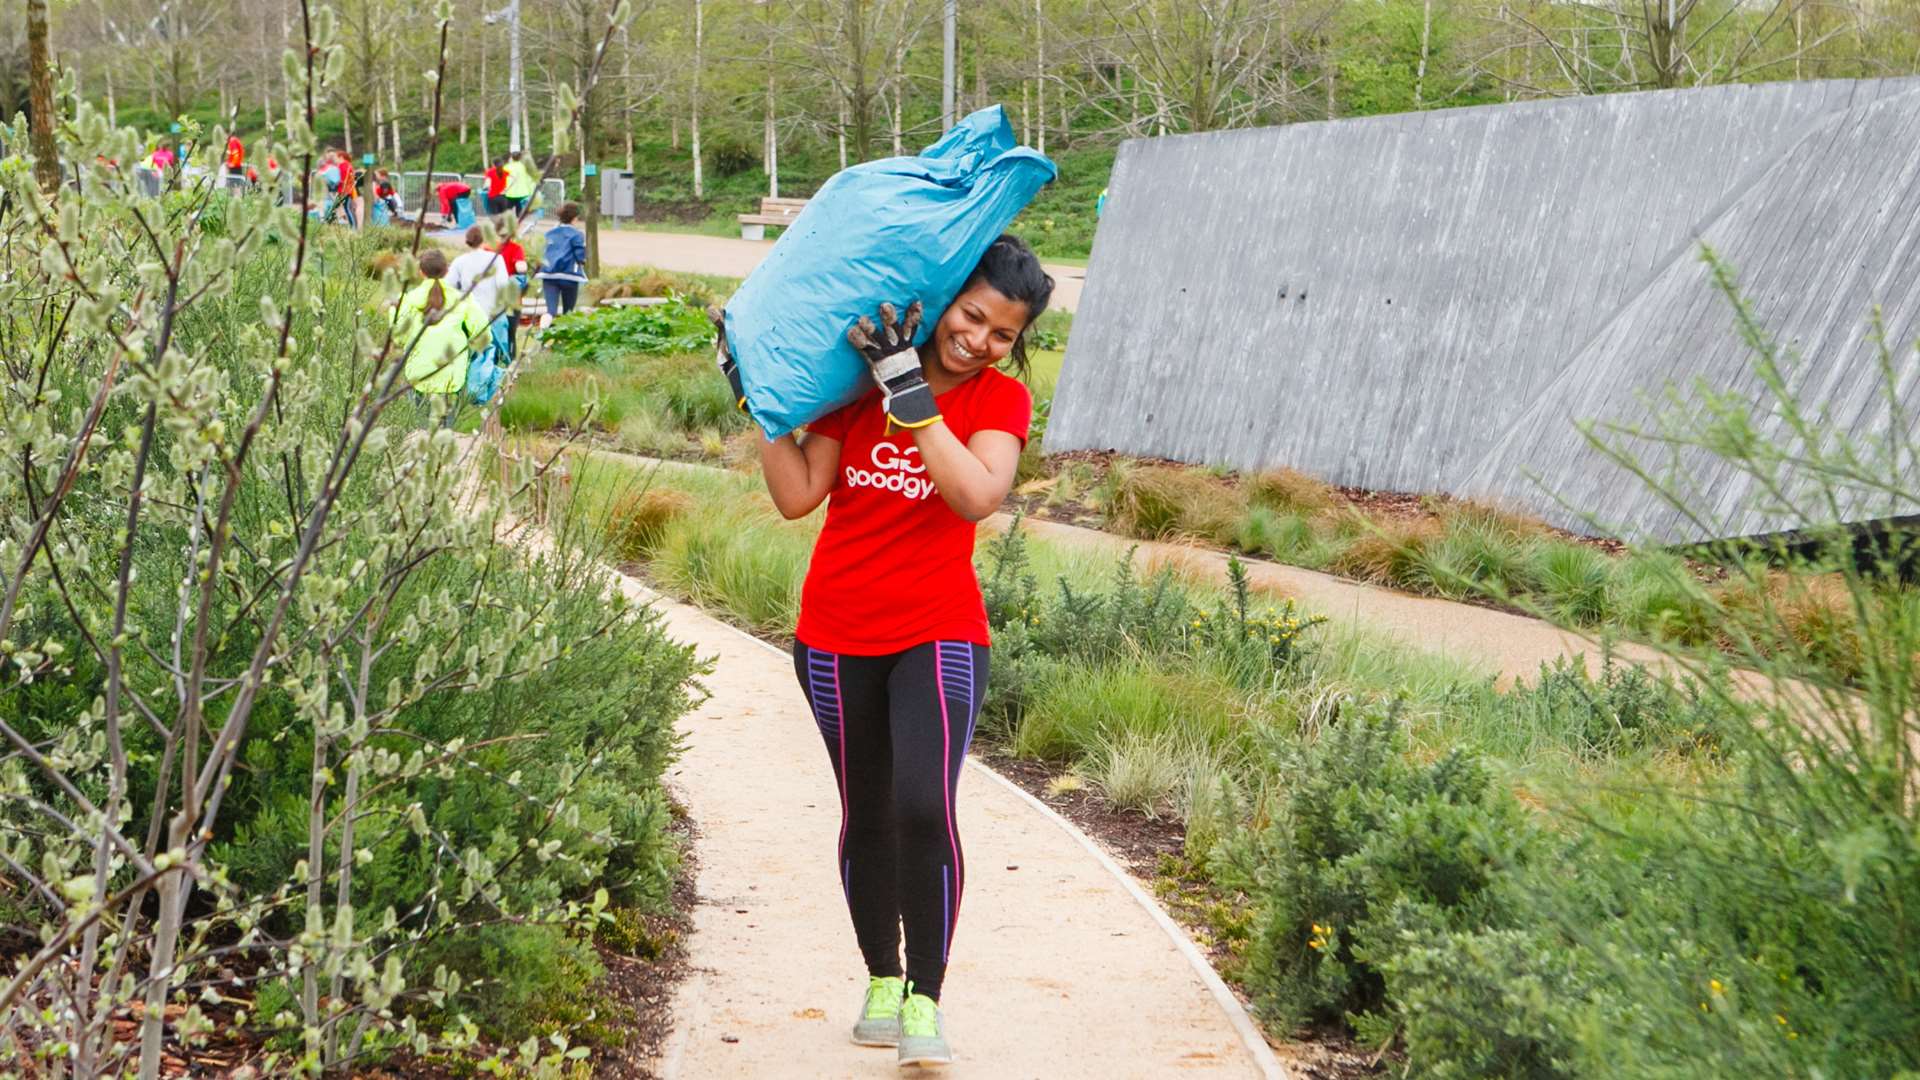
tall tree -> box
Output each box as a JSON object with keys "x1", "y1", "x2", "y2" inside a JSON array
[{"x1": 26, "y1": 0, "x2": 58, "y2": 190}]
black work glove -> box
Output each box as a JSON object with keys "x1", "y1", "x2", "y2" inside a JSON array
[
  {"x1": 707, "y1": 306, "x2": 749, "y2": 414},
  {"x1": 847, "y1": 300, "x2": 939, "y2": 433}
]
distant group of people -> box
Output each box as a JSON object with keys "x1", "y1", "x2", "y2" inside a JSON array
[
  {"x1": 434, "y1": 149, "x2": 538, "y2": 221},
  {"x1": 396, "y1": 200, "x2": 589, "y2": 418}
]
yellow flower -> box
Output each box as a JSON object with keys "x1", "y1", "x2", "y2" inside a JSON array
[
  {"x1": 1709, "y1": 979, "x2": 1724, "y2": 995},
  {"x1": 1774, "y1": 1014, "x2": 1787, "y2": 1026}
]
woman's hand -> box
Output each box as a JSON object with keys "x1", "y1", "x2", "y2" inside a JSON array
[{"x1": 847, "y1": 301, "x2": 940, "y2": 433}]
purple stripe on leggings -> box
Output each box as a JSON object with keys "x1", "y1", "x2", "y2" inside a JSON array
[{"x1": 942, "y1": 865, "x2": 951, "y2": 962}]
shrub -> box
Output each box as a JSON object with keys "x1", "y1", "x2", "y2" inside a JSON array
[
  {"x1": 1526, "y1": 541, "x2": 1614, "y2": 625},
  {"x1": 610, "y1": 488, "x2": 694, "y2": 560},
  {"x1": 542, "y1": 299, "x2": 717, "y2": 362},
  {"x1": 1012, "y1": 660, "x2": 1251, "y2": 764},
  {"x1": 1213, "y1": 709, "x2": 1543, "y2": 1032},
  {"x1": 1104, "y1": 464, "x2": 1247, "y2": 543},
  {"x1": 1245, "y1": 468, "x2": 1335, "y2": 513},
  {"x1": 1325, "y1": 515, "x2": 1442, "y2": 586},
  {"x1": 1488, "y1": 655, "x2": 1732, "y2": 760},
  {"x1": 1235, "y1": 507, "x2": 1322, "y2": 565},
  {"x1": 616, "y1": 410, "x2": 691, "y2": 457},
  {"x1": 1411, "y1": 516, "x2": 1538, "y2": 600},
  {"x1": 1092, "y1": 730, "x2": 1206, "y2": 817},
  {"x1": 650, "y1": 501, "x2": 811, "y2": 640},
  {"x1": 1606, "y1": 550, "x2": 1719, "y2": 644}
]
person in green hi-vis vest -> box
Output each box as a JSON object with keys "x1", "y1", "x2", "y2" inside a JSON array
[{"x1": 502, "y1": 150, "x2": 538, "y2": 214}]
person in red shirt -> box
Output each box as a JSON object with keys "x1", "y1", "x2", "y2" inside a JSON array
[
  {"x1": 741, "y1": 235, "x2": 1053, "y2": 1068},
  {"x1": 492, "y1": 215, "x2": 529, "y2": 360},
  {"x1": 484, "y1": 160, "x2": 508, "y2": 214}
]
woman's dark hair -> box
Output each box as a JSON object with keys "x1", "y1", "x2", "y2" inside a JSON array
[
  {"x1": 962, "y1": 233, "x2": 1053, "y2": 379},
  {"x1": 558, "y1": 201, "x2": 580, "y2": 225}
]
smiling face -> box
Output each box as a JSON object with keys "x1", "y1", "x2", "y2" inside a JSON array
[{"x1": 926, "y1": 282, "x2": 1032, "y2": 382}]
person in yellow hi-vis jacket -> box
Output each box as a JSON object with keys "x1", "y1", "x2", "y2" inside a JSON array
[
  {"x1": 393, "y1": 248, "x2": 490, "y2": 426},
  {"x1": 501, "y1": 150, "x2": 539, "y2": 214}
]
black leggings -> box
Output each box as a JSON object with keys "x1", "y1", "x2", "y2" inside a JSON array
[{"x1": 794, "y1": 640, "x2": 988, "y2": 1003}]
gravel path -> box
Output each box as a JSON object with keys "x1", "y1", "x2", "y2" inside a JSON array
[{"x1": 592, "y1": 228, "x2": 1089, "y2": 313}]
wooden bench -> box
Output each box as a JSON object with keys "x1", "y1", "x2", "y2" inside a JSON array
[{"x1": 737, "y1": 196, "x2": 808, "y2": 240}]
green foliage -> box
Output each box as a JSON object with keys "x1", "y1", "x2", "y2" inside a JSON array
[
  {"x1": 1214, "y1": 709, "x2": 1545, "y2": 1032},
  {"x1": 499, "y1": 348, "x2": 749, "y2": 452},
  {"x1": 1527, "y1": 541, "x2": 1616, "y2": 624},
  {"x1": 541, "y1": 298, "x2": 717, "y2": 363},
  {"x1": 1484, "y1": 656, "x2": 1732, "y2": 760},
  {"x1": 0, "y1": 109, "x2": 704, "y2": 1068}
]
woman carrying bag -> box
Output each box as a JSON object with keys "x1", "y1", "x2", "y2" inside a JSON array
[{"x1": 735, "y1": 235, "x2": 1054, "y2": 1068}]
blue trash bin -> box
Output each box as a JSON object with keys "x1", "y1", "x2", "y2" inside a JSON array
[{"x1": 453, "y1": 195, "x2": 475, "y2": 228}]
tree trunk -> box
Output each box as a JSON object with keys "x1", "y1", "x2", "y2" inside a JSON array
[
  {"x1": 623, "y1": 26, "x2": 635, "y2": 170},
  {"x1": 837, "y1": 98, "x2": 848, "y2": 169},
  {"x1": 763, "y1": 1, "x2": 778, "y2": 196},
  {"x1": 582, "y1": 4, "x2": 601, "y2": 277},
  {"x1": 1324, "y1": 37, "x2": 1336, "y2": 119},
  {"x1": 892, "y1": 42, "x2": 904, "y2": 155},
  {"x1": 105, "y1": 65, "x2": 117, "y2": 129},
  {"x1": 692, "y1": 0, "x2": 704, "y2": 198},
  {"x1": 765, "y1": 72, "x2": 779, "y2": 197},
  {"x1": 389, "y1": 76, "x2": 403, "y2": 167},
  {"x1": 27, "y1": 0, "x2": 59, "y2": 192},
  {"x1": 1414, "y1": 0, "x2": 1433, "y2": 107},
  {"x1": 480, "y1": 35, "x2": 492, "y2": 168},
  {"x1": 1035, "y1": 0, "x2": 1046, "y2": 154}
]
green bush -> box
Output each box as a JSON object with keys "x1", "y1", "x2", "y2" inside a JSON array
[
  {"x1": 1484, "y1": 656, "x2": 1732, "y2": 761},
  {"x1": 542, "y1": 298, "x2": 717, "y2": 362},
  {"x1": 1214, "y1": 709, "x2": 1544, "y2": 1032},
  {"x1": 1526, "y1": 541, "x2": 1615, "y2": 624}
]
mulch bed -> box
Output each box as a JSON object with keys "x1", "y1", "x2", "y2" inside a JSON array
[
  {"x1": 976, "y1": 749, "x2": 1184, "y2": 878},
  {"x1": 588, "y1": 805, "x2": 701, "y2": 1079}
]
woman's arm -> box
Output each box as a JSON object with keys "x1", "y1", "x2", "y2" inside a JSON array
[
  {"x1": 760, "y1": 431, "x2": 842, "y2": 520},
  {"x1": 910, "y1": 423, "x2": 1022, "y2": 522}
]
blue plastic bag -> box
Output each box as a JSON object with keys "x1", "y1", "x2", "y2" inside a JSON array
[
  {"x1": 467, "y1": 315, "x2": 518, "y2": 404},
  {"x1": 722, "y1": 106, "x2": 1055, "y2": 439}
]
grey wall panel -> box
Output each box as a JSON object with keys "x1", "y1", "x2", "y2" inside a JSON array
[{"x1": 1047, "y1": 78, "x2": 1920, "y2": 543}]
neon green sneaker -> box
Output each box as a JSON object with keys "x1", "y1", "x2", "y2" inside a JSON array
[
  {"x1": 896, "y1": 985, "x2": 952, "y2": 1068},
  {"x1": 851, "y1": 975, "x2": 906, "y2": 1046}
]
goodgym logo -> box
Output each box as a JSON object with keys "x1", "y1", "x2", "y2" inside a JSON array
[{"x1": 844, "y1": 441, "x2": 936, "y2": 501}]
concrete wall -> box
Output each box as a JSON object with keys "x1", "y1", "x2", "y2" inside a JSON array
[{"x1": 1045, "y1": 78, "x2": 1920, "y2": 543}]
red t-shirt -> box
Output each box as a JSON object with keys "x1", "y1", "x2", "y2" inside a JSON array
[
  {"x1": 795, "y1": 368, "x2": 1032, "y2": 655},
  {"x1": 486, "y1": 167, "x2": 508, "y2": 198},
  {"x1": 496, "y1": 239, "x2": 527, "y2": 275}
]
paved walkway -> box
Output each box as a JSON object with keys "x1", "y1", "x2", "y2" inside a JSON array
[
  {"x1": 608, "y1": 573, "x2": 1283, "y2": 1078},
  {"x1": 594, "y1": 228, "x2": 1089, "y2": 313}
]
